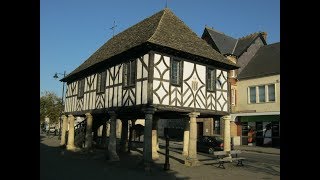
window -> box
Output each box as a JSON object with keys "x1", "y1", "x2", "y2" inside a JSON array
[
  {"x1": 96, "y1": 71, "x2": 106, "y2": 93},
  {"x1": 123, "y1": 60, "x2": 136, "y2": 87},
  {"x1": 207, "y1": 68, "x2": 216, "y2": 91},
  {"x1": 171, "y1": 59, "x2": 182, "y2": 85},
  {"x1": 231, "y1": 89, "x2": 236, "y2": 106},
  {"x1": 248, "y1": 84, "x2": 276, "y2": 104},
  {"x1": 77, "y1": 79, "x2": 85, "y2": 98},
  {"x1": 268, "y1": 84, "x2": 275, "y2": 102},
  {"x1": 258, "y1": 85, "x2": 265, "y2": 102},
  {"x1": 230, "y1": 70, "x2": 236, "y2": 78},
  {"x1": 249, "y1": 87, "x2": 256, "y2": 103},
  {"x1": 214, "y1": 119, "x2": 220, "y2": 135}
]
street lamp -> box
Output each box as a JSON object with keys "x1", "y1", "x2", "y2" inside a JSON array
[{"x1": 54, "y1": 71, "x2": 66, "y2": 140}]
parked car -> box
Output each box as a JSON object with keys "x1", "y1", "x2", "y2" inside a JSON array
[{"x1": 197, "y1": 136, "x2": 234, "y2": 154}]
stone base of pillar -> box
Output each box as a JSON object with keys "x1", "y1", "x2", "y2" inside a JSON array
[
  {"x1": 144, "y1": 162, "x2": 152, "y2": 172},
  {"x1": 108, "y1": 151, "x2": 120, "y2": 162},
  {"x1": 66, "y1": 145, "x2": 76, "y2": 151},
  {"x1": 182, "y1": 151, "x2": 188, "y2": 157},
  {"x1": 152, "y1": 151, "x2": 159, "y2": 160},
  {"x1": 184, "y1": 158, "x2": 200, "y2": 167}
]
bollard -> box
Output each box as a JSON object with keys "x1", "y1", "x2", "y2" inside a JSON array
[{"x1": 164, "y1": 128, "x2": 170, "y2": 170}]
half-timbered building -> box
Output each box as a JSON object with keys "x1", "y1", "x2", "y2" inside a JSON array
[{"x1": 59, "y1": 8, "x2": 238, "y2": 168}]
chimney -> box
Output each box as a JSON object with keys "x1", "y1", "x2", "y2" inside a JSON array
[{"x1": 261, "y1": 32, "x2": 267, "y2": 41}]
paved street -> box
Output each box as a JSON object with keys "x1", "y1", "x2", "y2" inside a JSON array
[{"x1": 40, "y1": 134, "x2": 280, "y2": 180}]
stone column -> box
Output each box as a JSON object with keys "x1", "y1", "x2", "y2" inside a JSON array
[
  {"x1": 120, "y1": 119, "x2": 129, "y2": 152},
  {"x1": 222, "y1": 115, "x2": 231, "y2": 154},
  {"x1": 143, "y1": 107, "x2": 156, "y2": 170},
  {"x1": 152, "y1": 116, "x2": 159, "y2": 160},
  {"x1": 131, "y1": 119, "x2": 136, "y2": 141},
  {"x1": 84, "y1": 113, "x2": 93, "y2": 150},
  {"x1": 185, "y1": 112, "x2": 200, "y2": 167},
  {"x1": 60, "y1": 115, "x2": 68, "y2": 146},
  {"x1": 182, "y1": 117, "x2": 190, "y2": 157},
  {"x1": 66, "y1": 114, "x2": 76, "y2": 151},
  {"x1": 101, "y1": 120, "x2": 107, "y2": 148},
  {"x1": 108, "y1": 111, "x2": 119, "y2": 161}
]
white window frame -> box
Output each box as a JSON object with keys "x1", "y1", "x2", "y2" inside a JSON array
[
  {"x1": 230, "y1": 70, "x2": 236, "y2": 78},
  {"x1": 231, "y1": 88, "x2": 236, "y2": 106},
  {"x1": 248, "y1": 83, "x2": 276, "y2": 104}
]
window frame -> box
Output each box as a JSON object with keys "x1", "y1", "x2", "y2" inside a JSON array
[
  {"x1": 231, "y1": 88, "x2": 236, "y2": 106},
  {"x1": 248, "y1": 83, "x2": 276, "y2": 104},
  {"x1": 123, "y1": 59, "x2": 136, "y2": 88},
  {"x1": 206, "y1": 67, "x2": 216, "y2": 92},
  {"x1": 170, "y1": 58, "x2": 182, "y2": 86},
  {"x1": 77, "y1": 78, "x2": 85, "y2": 98},
  {"x1": 96, "y1": 71, "x2": 106, "y2": 94}
]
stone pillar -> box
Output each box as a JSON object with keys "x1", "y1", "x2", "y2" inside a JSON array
[
  {"x1": 143, "y1": 107, "x2": 156, "y2": 170},
  {"x1": 66, "y1": 114, "x2": 76, "y2": 151},
  {"x1": 108, "y1": 111, "x2": 119, "y2": 161},
  {"x1": 185, "y1": 112, "x2": 200, "y2": 167},
  {"x1": 152, "y1": 116, "x2": 159, "y2": 160},
  {"x1": 182, "y1": 117, "x2": 190, "y2": 157},
  {"x1": 85, "y1": 113, "x2": 93, "y2": 150},
  {"x1": 60, "y1": 115, "x2": 68, "y2": 146},
  {"x1": 131, "y1": 119, "x2": 136, "y2": 141},
  {"x1": 101, "y1": 120, "x2": 107, "y2": 148},
  {"x1": 222, "y1": 115, "x2": 231, "y2": 154},
  {"x1": 120, "y1": 119, "x2": 129, "y2": 152}
]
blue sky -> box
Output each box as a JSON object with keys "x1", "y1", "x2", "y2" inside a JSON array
[{"x1": 40, "y1": 0, "x2": 280, "y2": 97}]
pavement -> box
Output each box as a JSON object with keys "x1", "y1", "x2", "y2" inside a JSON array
[
  {"x1": 41, "y1": 134, "x2": 280, "y2": 180},
  {"x1": 161, "y1": 138, "x2": 280, "y2": 155},
  {"x1": 234, "y1": 145, "x2": 280, "y2": 155}
]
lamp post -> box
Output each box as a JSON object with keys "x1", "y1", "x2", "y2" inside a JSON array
[{"x1": 54, "y1": 71, "x2": 66, "y2": 140}]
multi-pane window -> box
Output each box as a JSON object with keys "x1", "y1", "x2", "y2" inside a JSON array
[
  {"x1": 230, "y1": 70, "x2": 236, "y2": 78},
  {"x1": 96, "y1": 71, "x2": 106, "y2": 93},
  {"x1": 249, "y1": 87, "x2": 256, "y2": 103},
  {"x1": 248, "y1": 84, "x2": 276, "y2": 103},
  {"x1": 268, "y1": 84, "x2": 275, "y2": 102},
  {"x1": 171, "y1": 59, "x2": 182, "y2": 85},
  {"x1": 123, "y1": 60, "x2": 136, "y2": 87},
  {"x1": 77, "y1": 78, "x2": 85, "y2": 98},
  {"x1": 214, "y1": 119, "x2": 220, "y2": 135},
  {"x1": 207, "y1": 68, "x2": 216, "y2": 91},
  {"x1": 231, "y1": 88, "x2": 236, "y2": 106},
  {"x1": 258, "y1": 85, "x2": 265, "y2": 102}
]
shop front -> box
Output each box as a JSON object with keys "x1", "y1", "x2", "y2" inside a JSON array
[{"x1": 239, "y1": 115, "x2": 280, "y2": 148}]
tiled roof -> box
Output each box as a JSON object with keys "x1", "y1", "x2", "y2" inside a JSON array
[
  {"x1": 237, "y1": 42, "x2": 280, "y2": 80},
  {"x1": 203, "y1": 26, "x2": 237, "y2": 55},
  {"x1": 63, "y1": 8, "x2": 237, "y2": 81},
  {"x1": 233, "y1": 32, "x2": 264, "y2": 56}
]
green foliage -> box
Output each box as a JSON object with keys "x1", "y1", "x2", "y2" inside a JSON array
[{"x1": 40, "y1": 91, "x2": 63, "y2": 124}]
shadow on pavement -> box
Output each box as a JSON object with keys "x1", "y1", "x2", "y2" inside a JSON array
[{"x1": 40, "y1": 135, "x2": 190, "y2": 180}]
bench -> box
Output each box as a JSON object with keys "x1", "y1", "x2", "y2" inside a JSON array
[{"x1": 213, "y1": 150, "x2": 246, "y2": 169}]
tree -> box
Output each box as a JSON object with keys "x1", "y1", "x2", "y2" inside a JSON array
[{"x1": 40, "y1": 91, "x2": 63, "y2": 124}]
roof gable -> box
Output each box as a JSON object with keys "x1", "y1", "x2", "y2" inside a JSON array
[
  {"x1": 233, "y1": 32, "x2": 267, "y2": 57},
  {"x1": 63, "y1": 9, "x2": 237, "y2": 81},
  {"x1": 237, "y1": 42, "x2": 280, "y2": 80},
  {"x1": 203, "y1": 27, "x2": 237, "y2": 55}
]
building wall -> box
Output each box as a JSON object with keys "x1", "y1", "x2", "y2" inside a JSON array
[
  {"x1": 64, "y1": 54, "x2": 149, "y2": 113},
  {"x1": 152, "y1": 53, "x2": 229, "y2": 112},
  {"x1": 236, "y1": 75, "x2": 280, "y2": 113}
]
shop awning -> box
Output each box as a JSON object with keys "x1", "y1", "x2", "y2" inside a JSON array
[{"x1": 239, "y1": 115, "x2": 280, "y2": 122}]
